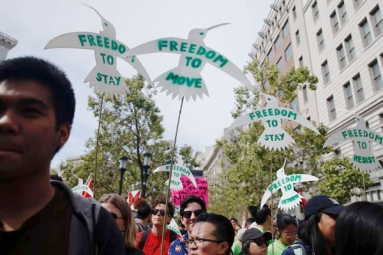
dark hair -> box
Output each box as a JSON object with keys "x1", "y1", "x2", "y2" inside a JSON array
[
  {"x1": 240, "y1": 238, "x2": 252, "y2": 255},
  {"x1": 335, "y1": 201, "x2": 383, "y2": 255},
  {"x1": 50, "y1": 174, "x2": 64, "y2": 182},
  {"x1": 196, "y1": 213, "x2": 234, "y2": 255},
  {"x1": 230, "y1": 218, "x2": 238, "y2": 223},
  {"x1": 0, "y1": 57, "x2": 75, "y2": 153},
  {"x1": 245, "y1": 218, "x2": 255, "y2": 225},
  {"x1": 248, "y1": 204, "x2": 271, "y2": 224},
  {"x1": 298, "y1": 213, "x2": 328, "y2": 255},
  {"x1": 151, "y1": 197, "x2": 175, "y2": 217},
  {"x1": 180, "y1": 195, "x2": 207, "y2": 215},
  {"x1": 137, "y1": 202, "x2": 151, "y2": 219},
  {"x1": 277, "y1": 214, "x2": 297, "y2": 231}
]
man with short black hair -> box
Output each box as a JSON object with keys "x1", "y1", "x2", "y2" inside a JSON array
[
  {"x1": 136, "y1": 202, "x2": 151, "y2": 233},
  {"x1": 0, "y1": 56, "x2": 125, "y2": 254},
  {"x1": 169, "y1": 195, "x2": 206, "y2": 255},
  {"x1": 248, "y1": 204, "x2": 272, "y2": 233}
]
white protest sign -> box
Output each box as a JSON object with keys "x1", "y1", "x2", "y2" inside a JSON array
[
  {"x1": 120, "y1": 23, "x2": 255, "y2": 101},
  {"x1": 324, "y1": 115, "x2": 383, "y2": 171},
  {"x1": 44, "y1": 4, "x2": 152, "y2": 98},
  {"x1": 167, "y1": 218, "x2": 181, "y2": 235},
  {"x1": 229, "y1": 93, "x2": 319, "y2": 150},
  {"x1": 72, "y1": 178, "x2": 94, "y2": 197},
  {"x1": 260, "y1": 160, "x2": 318, "y2": 211},
  {"x1": 153, "y1": 164, "x2": 197, "y2": 191}
]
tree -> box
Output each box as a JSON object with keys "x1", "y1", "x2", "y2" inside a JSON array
[
  {"x1": 60, "y1": 74, "x2": 175, "y2": 200},
  {"x1": 179, "y1": 144, "x2": 200, "y2": 170},
  {"x1": 319, "y1": 157, "x2": 373, "y2": 204},
  {"x1": 209, "y1": 60, "x2": 322, "y2": 217}
]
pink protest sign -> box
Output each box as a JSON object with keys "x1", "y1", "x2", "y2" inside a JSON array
[{"x1": 172, "y1": 176, "x2": 209, "y2": 207}]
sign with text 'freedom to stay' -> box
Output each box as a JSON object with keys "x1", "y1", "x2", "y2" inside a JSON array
[
  {"x1": 172, "y1": 177, "x2": 209, "y2": 207},
  {"x1": 120, "y1": 23, "x2": 255, "y2": 101},
  {"x1": 44, "y1": 4, "x2": 152, "y2": 98}
]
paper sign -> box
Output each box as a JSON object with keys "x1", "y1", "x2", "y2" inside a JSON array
[
  {"x1": 172, "y1": 177, "x2": 209, "y2": 207},
  {"x1": 72, "y1": 178, "x2": 94, "y2": 197},
  {"x1": 324, "y1": 115, "x2": 383, "y2": 171},
  {"x1": 260, "y1": 160, "x2": 318, "y2": 210},
  {"x1": 44, "y1": 4, "x2": 152, "y2": 98},
  {"x1": 153, "y1": 164, "x2": 197, "y2": 191},
  {"x1": 167, "y1": 218, "x2": 181, "y2": 235},
  {"x1": 120, "y1": 23, "x2": 255, "y2": 101},
  {"x1": 229, "y1": 93, "x2": 319, "y2": 150}
]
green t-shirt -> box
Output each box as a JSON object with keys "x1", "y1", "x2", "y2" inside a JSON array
[
  {"x1": 232, "y1": 240, "x2": 242, "y2": 255},
  {"x1": 267, "y1": 239, "x2": 287, "y2": 255}
]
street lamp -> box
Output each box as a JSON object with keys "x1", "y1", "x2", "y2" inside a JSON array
[
  {"x1": 118, "y1": 156, "x2": 128, "y2": 196},
  {"x1": 141, "y1": 152, "x2": 152, "y2": 198}
]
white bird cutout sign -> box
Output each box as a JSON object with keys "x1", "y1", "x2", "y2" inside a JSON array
[
  {"x1": 44, "y1": 4, "x2": 153, "y2": 98},
  {"x1": 72, "y1": 178, "x2": 94, "y2": 197},
  {"x1": 260, "y1": 160, "x2": 318, "y2": 211},
  {"x1": 229, "y1": 93, "x2": 320, "y2": 150},
  {"x1": 324, "y1": 115, "x2": 383, "y2": 172},
  {"x1": 120, "y1": 23, "x2": 254, "y2": 101},
  {"x1": 153, "y1": 164, "x2": 197, "y2": 191}
]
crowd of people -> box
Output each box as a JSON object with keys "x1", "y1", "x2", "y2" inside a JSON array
[{"x1": 1, "y1": 56, "x2": 383, "y2": 255}]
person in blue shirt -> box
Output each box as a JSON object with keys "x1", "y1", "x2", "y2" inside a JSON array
[{"x1": 169, "y1": 196, "x2": 206, "y2": 255}]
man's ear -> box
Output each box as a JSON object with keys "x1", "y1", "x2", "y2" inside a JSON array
[
  {"x1": 219, "y1": 242, "x2": 229, "y2": 255},
  {"x1": 56, "y1": 123, "x2": 71, "y2": 147}
]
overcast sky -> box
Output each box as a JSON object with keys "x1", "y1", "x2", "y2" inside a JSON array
[{"x1": 1, "y1": 0, "x2": 271, "y2": 168}]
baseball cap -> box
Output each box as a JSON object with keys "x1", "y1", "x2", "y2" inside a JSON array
[
  {"x1": 304, "y1": 195, "x2": 344, "y2": 220},
  {"x1": 241, "y1": 228, "x2": 272, "y2": 243}
]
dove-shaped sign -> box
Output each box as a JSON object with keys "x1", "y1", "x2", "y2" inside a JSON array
[
  {"x1": 229, "y1": 93, "x2": 319, "y2": 150},
  {"x1": 324, "y1": 115, "x2": 383, "y2": 172},
  {"x1": 260, "y1": 159, "x2": 318, "y2": 211},
  {"x1": 120, "y1": 23, "x2": 254, "y2": 101},
  {"x1": 153, "y1": 164, "x2": 197, "y2": 191},
  {"x1": 72, "y1": 178, "x2": 94, "y2": 197},
  {"x1": 45, "y1": 4, "x2": 152, "y2": 98}
]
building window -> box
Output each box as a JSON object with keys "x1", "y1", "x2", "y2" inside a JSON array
[
  {"x1": 267, "y1": 49, "x2": 273, "y2": 62},
  {"x1": 290, "y1": 97, "x2": 299, "y2": 111},
  {"x1": 344, "y1": 82, "x2": 354, "y2": 109},
  {"x1": 334, "y1": 149, "x2": 341, "y2": 158},
  {"x1": 282, "y1": 20, "x2": 290, "y2": 37},
  {"x1": 369, "y1": 60, "x2": 383, "y2": 91},
  {"x1": 359, "y1": 19, "x2": 373, "y2": 47},
  {"x1": 352, "y1": 74, "x2": 365, "y2": 103},
  {"x1": 317, "y1": 29, "x2": 325, "y2": 51},
  {"x1": 322, "y1": 60, "x2": 330, "y2": 84},
  {"x1": 354, "y1": 0, "x2": 363, "y2": 9},
  {"x1": 296, "y1": 30, "x2": 300, "y2": 45},
  {"x1": 345, "y1": 34, "x2": 356, "y2": 61},
  {"x1": 371, "y1": 6, "x2": 383, "y2": 37},
  {"x1": 337, "y1": 44, "x2": 347, "y2": 70},
  {"x1": 327, "y1": 96, "x2": 336, "y2": 121},
  {"x1": 277, "y1": 57, "x2": 283, "y2": 70},
  {"x1": 303, "y1": 85, "x2": 308, "y2": 102},
  {"x1": 285, "y1": 44, "x2": 293, "y2": 61},
  {"x1": 312, "y1": 1, "x2": 319, "y2": 21},
  {"x1": 338, "y1": 1, "x2": 348, "y2": 24},
  {"x1": 299, "y1": 56, "x2": 304, "y2": 67},
  {"x1": 275, "y1": 35, "x2": 281, "y2": 50},
  {"x1": 330, "y1": 11, "x2": 340, "y2": 34},
  {"x1": 293, "y1": 6, "x2": 297, "y2": 20}
]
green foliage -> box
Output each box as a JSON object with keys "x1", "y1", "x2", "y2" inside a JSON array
[
  {"x1": 319, "y1": 157, "x2": 373, "y2": 204},
  {"x1": 179, "y1": 144, "x2": 200, "y2": 170},
  {"x1": 209, "y1": 59, "x2": 326, "y2": 217},
  {"x1": 60, "y1": 74, "x2": 176, "y2": 200}
]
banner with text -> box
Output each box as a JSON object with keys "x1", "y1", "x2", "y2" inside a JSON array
[{"x1": 172, "y1": 176, "x2": 209, "y2": 207}]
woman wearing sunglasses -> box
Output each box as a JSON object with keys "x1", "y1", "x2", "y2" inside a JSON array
[
  {"x1": 240, "y1": 229, "x2": 272, "y2": 255},
  {"x1": 267, "y1": 214, "x2": 297, "y2": 255},
  {"x1": 99, "y1": 194, "x2": 144, "y2": 255}
]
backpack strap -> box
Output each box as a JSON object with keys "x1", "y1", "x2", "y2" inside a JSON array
[
  {"x1": 169, "y1": 230, "x2": 177, "y2": 243},
  {"x1": 139, "y1": 229, "x2": 151, "y2": 250}
]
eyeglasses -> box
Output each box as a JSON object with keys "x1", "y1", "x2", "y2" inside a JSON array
[
  {"x1": 186, "y1": 238, "x2": 224, "y2": 247},
  {"x1": 110, "y1": 212, "x2": 124, "y2": 220},
  {"x1": 152, "y1": 209, "x2": 167, "y2": 216},
  {"x1": 282, "y1": 232, "x2": 297, "y2": 238},
  {"x1": 250, "y1": 238, "x2": 268, "y2": 247},
  {"x1": 182, "y1": 209, "x2": 205, "y2": 219}
]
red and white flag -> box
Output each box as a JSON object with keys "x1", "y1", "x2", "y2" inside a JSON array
[
  {"x1": 299, "y1": 188, "x2": 307, "y2": 209},
  {"x1": 82, "y1": 174, "x2": 93, "y2": 198}
]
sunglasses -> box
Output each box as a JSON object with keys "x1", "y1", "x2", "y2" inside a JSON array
[
  {"x1": 152, "y1": 209, "x2": 167, "y2": 216},
  {"x1": 182, "y1": 209, "x2": 205, "y2": 219},
  {"x1": 251, "y1": 237, "x2": 268, "y2": 247},
  {"x1": 110, "y1": 212, "x2": 124, "y2": 220}
]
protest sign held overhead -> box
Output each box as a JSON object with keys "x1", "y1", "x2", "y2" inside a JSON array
[{"x1": 153, "y1": 164, "x2": 197, "y2": 191}]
